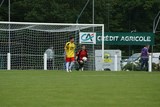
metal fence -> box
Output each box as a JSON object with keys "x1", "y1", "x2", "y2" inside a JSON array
[{"x1": 1, "y1": 53, "x2": 160, "y2": 72}]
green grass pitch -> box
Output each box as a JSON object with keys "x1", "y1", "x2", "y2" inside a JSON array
[{"x1": 0, "y1": 70, "x2": 160, "y2": 107}]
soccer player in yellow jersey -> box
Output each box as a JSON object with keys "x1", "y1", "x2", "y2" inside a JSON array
[{"x1": 64, "y1": 37, "x2": 76, "y2": 72}]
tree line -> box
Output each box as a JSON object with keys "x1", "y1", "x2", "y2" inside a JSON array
[
  {"x1": 0, "y1": 0, "x2": 159, "y2": 31},
  {"x1": 0, "y1": 0, "x2": 160, "y2": 54}
]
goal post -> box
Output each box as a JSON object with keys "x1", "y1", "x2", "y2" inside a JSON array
[{"x1": 0, "y1": 21, "x2": 104, "y2": 70}]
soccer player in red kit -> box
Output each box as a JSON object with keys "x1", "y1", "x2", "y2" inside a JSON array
[{"x1": 76, "y1": 45, "x2": 88, "y2": 71}]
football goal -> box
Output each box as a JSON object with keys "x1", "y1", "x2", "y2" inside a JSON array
[{"x1": 0, "y1": 21, "x2": 104, "y2": 70}]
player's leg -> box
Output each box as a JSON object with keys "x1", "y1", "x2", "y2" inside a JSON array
[
  {"x1": 76, "y1": 60, "x2": 82, "y2": 71},
  {"x1": 47, "y1": 60, "x2": 49, "y2": 70},
  {"x1": 145, "y1": 59, "x2": 149, "y2": 71},
  {"x1": 75, "y1": 61, "x2": 80, "y2": 71},
  {"x1": 78, "y1": 60, "x2": 84, "y2": 71},
  {"x1": 141, "y1": 58, "x2": 145, "y2": 70},
  {"x1": 49, "y1": 59, "x2": 53, "y2": 70},
  {"x1": 65, "y1": 58, "x2": 70, "y2": 72},
  {"x1": 69, "y1": 57, "x2": 75, "y2": 72},
  {"x1": 81, "y1": 62, "x2": 84, "y2": 71}
]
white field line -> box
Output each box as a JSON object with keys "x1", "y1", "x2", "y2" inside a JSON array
[
  {"x1": 79, "y1": 74, "x2": 160, "y2": 77},
  {"x1": 79, "y1": 75, "x2": 131, "y2": 77}
]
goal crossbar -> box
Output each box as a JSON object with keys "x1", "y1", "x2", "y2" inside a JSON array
[{"x1": 0, "y1": 21, "x2": 103, "y2": 26}]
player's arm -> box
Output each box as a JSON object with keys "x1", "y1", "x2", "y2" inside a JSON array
[
  {"x1": 74, "y1": 43, "x2": 76, "y2": 50},
  {"x1": 140, "y1": 49, "x2": 143, "y2": 57},
  {"x1": 76, "y1": 50, "x2": 80, "y2": 56},
  {"x1": 64, "y1": 43, "x2": 67, "y2": 50},
  {"x1": 75, "y1": 50, "x2": 80, "y2": 60},
  {"x1": 64, "y1": 42, "x2": 70, "y2": 51},
  {"x1": 147, "y1": 49, "x2": 150, "y2": 56},
  {"x1": 86, "y1": 50, "x2": 88, "y2": 58}
]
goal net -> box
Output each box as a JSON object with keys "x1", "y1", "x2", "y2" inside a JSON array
[{"x1": 0, "y1": 21, "x2": 104, "y2": 70}]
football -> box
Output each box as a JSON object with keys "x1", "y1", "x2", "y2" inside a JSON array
[{"x1": 82, "y1": 57, "x2": 87, "y2": 61}]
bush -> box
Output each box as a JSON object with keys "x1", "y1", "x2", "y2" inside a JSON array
[
  {"x1": 122, "y1": 62, "x2": 141, "y2": 71},
  {"x1": 122, "y1": 61, "x2": 160, "y2": 71}
]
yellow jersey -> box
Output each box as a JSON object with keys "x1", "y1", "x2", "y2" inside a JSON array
[{"x1": 64, "y1": 42, "x2": 76, "y2": 58}]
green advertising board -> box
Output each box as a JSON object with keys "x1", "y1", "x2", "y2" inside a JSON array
[{"x1": 96, "y1": 32, "x2": 154, "y2": 45}]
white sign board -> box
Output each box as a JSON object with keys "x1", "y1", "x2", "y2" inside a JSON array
[
  {"x1": 79, "y1": 32, "x2": 96, "y2": 44},
  {"x1": 95, "y1": 50, "x2": 121, "y2": 71}
]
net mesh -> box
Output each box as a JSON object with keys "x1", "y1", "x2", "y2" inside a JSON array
[{"x1": 0, "y1": 22, "x2": 103, "y2": 70}]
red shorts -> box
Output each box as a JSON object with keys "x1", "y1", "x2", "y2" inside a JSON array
[{"x1": 66, "y1": 57, "x2": 75, "y2": 62}]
